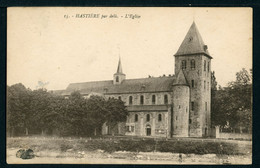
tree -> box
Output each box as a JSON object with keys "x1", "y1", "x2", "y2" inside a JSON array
[
  {"x1": 85, "y1": 95, "x2": 107, "y2": 136},
  {"x1": 64, "y1": 91, "x2": 88, "y2": 136},
  {"x1": 104, "y1": 97, "x2": 128, "y2": 135},
  {"x1": 211, "y1": 71, "x2": 225, "y2": 127},
  {"x1": 227, "y1": 68, "x2": 252, "y2": 132},
  {"x1": 30, "y1": 89, "x2": 65, "y2": 135},
  {"x1": 234, "y1": 68, "x2": 252, "y2": 86},
  {"x1": 7, "y1": 84, "x2": 129, "y2": 137},
  {"x1": 211, "y1": 68, "x2": 252, "y2": 133},
  {"x1": 7, "y1": 83, "x2": 32, "y2": 136}
]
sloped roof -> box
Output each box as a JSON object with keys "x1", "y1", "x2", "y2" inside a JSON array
[
  {"x1": 60, "y1": 76, "x2": 175, "y2": 96},
  {"x1": 127, "y1": 105, "x2": 169, "y2": 112},
  {"x1": 173, "y1": 69, "x2": 189, "y2": 86},
  {"x1": 116, "y1": 57, "x2": 124, "y2": 74},
  {"x1": 175, "y1": 22, "x2": 211, "y2": 58}
]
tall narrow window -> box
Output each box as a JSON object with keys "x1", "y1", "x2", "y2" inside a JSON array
[
  {"x1": 164, "y1": 95, "x2": 168, "y2": 104},
  {"x1": 208, "y1": 61, "x2": 210, "y2": 72},
  {"x1": 126, "y1": 126, "x2": 130, "y2": 132},
  {"x1": 207, "y1": 82, "x2": 209, "y2": 91},
  {"x1": 140, "y1": 95, "x2": 144, "y2": 105},
  {"x1": 146, "y1": 114, "x2": 150, "y2": 122},
  {"x1": 204, "y1": 80, "x2": 206, "y2": 90},
  {"x1": 152, "y1": 95, "x2": 156, "y2": 104},
  {"x1": 158, "y1": 114, "x2": 162, "y2": 122},
  {"x1": 116, "y1": 76, "x2": 119, "y2": 82},
  {"x1": 131, "y1": 126, "x2": 134, "y2": 132},
  {"x1": 204, "y1": 60, "x2": 206, "y2": 71},
  {"x1": 135, "y1": 114, "x2": 138, "y2": 122},
  {"x1": 181, "y1": 60, "x2": 187, "y2": 70},
  {"x1": 205, "y1": 102, "x2": 207, "y2": 111},
  {"x1": 191, "y1": 80, "x2": 195, "y2": 88},
  {"x1": 129, "y1": 96, "x2": 133, "y2": 105},
  {"x1": 191, "y1": 102, "x2": 194, "y2": 111},
  {"x1": 191, "y1": 59, "x2": 195, "y2": 70}
]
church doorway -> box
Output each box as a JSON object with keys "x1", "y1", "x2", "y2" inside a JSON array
[{"x1": 146, "y1": 125, "x2": 151, "y2": 136}]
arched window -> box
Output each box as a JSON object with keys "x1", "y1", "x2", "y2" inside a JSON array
[
  {"x1": 164, "y1": 95, "x2": 168, "y2": 104},
  {"x1": 140, "y1": 95, "x2": 144, "y2": 105},
  {"x1": 158, "y1": 114, "x2": 162, "y2": 122},
  {"x1": 181, "y1": 60, "x2": 187, "y2": 70},
  {"x1": 135, "y1": 114, "x2": 138, "y2": 122},
  {"x1": 118, "y1": 96, "x2": 121, "y2": 100},
  {"x1": 146, "y1": 114, "x2": 150, "y2": 122},
  {"x1": 191, "y1": 80, "x2": 195, "y2": 88},
  {"x1": 152, "y1": 95, "x2": 156, "y2": 104},
  {"x1": 204, "y1": 80, "x2": 206, "y2": 90},
  {"x1": 116, "y1": 76, "x2": 119, "y2": 82},
  {"x1": 191, "y1": 59, "x2": 195, "y2": 70},
  {"x1": 129, "y1": 96, "x2": 133, "y2": 105},
  {"x1": 204, "y1": 60, "x2": 206, "y2": 71}
]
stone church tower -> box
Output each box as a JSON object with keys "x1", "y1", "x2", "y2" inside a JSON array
[{"x1": 174, "y1": 22, "x2": 212, "y2": 137}]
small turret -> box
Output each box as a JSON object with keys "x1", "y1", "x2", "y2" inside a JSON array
[
  {"x1": 113, "y1": 57, "x2": 125, "y2": 84},
  {"x1": 173, "y1": 69, "x2": 189, "y2": 86},
  {"x1": 172, "y1": 69, "x2": 190, "y2": 137}
]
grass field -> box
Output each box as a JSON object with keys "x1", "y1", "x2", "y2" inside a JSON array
[{"x1": 6, "y1": 136, "x2": 252, "y2": 164}]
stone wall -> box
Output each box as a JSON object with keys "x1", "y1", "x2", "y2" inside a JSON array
[
  {"x1": 104, "y1": 91, "x2": 172, "y2": 106},
  {"x1": 212, "y1": 127, "x2": 252, "y2": 140},
  {"x1": 102, "y1": 122, "x2": 126, "y2": 135},
  {"x1": 101, "y1": 91, "x2": 172, "y2": 137},
  {"x1": 172, "y1": 85, "x2": 190, "y2": 137},
  {"x1": 218, "y1": 133, "x2": 252, "y2": 140},
  {"x1": 126, "y1": 111, "x2": 169, "y2": 137}
]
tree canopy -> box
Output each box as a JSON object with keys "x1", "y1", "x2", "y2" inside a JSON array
[
  {"x1": 7, "y1": 86, "x2": 128, "y2": 137},
  {"x1": 211, "y1": 68, "x2": 252, "y2": 133}
]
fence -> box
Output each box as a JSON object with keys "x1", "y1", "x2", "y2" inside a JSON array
[{"x1": 212, "y1": 126, "x2": 252, "y2": 140}]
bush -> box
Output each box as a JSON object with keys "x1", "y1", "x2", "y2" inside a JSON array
[
  {"x1": 60, "y1": 143, "x2": 73, "y2": 152},
  {"x1": 7, "y1": 137, "x2": 246, "y2": 155}
]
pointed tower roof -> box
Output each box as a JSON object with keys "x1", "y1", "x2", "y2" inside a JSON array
[
  {"x1": 115, "y1": 57, "x2": 124, "y2": 74},
  {"x1": 175, "y1": 22, "x2": 212, "y2": 58},
  {"x1": 173, "y1": 69, "x2": 189, "y2": 86}
]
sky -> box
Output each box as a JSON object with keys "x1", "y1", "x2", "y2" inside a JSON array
[{"x1": 7, "y1": 7, "x2": 252, "y2": 90}]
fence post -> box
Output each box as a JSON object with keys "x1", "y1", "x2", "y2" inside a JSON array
[{"x1": 215, "y1": 126, "x2": 220, "y2": 138}]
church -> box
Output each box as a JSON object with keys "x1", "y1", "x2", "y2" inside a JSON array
[{"x1": 57, "y1": 22, "x2": 212, "y2": 138}]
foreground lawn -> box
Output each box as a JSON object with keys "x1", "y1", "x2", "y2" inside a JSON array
[{"x1": 6, "y1": 136, "x2": 251, "y2": 155}]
